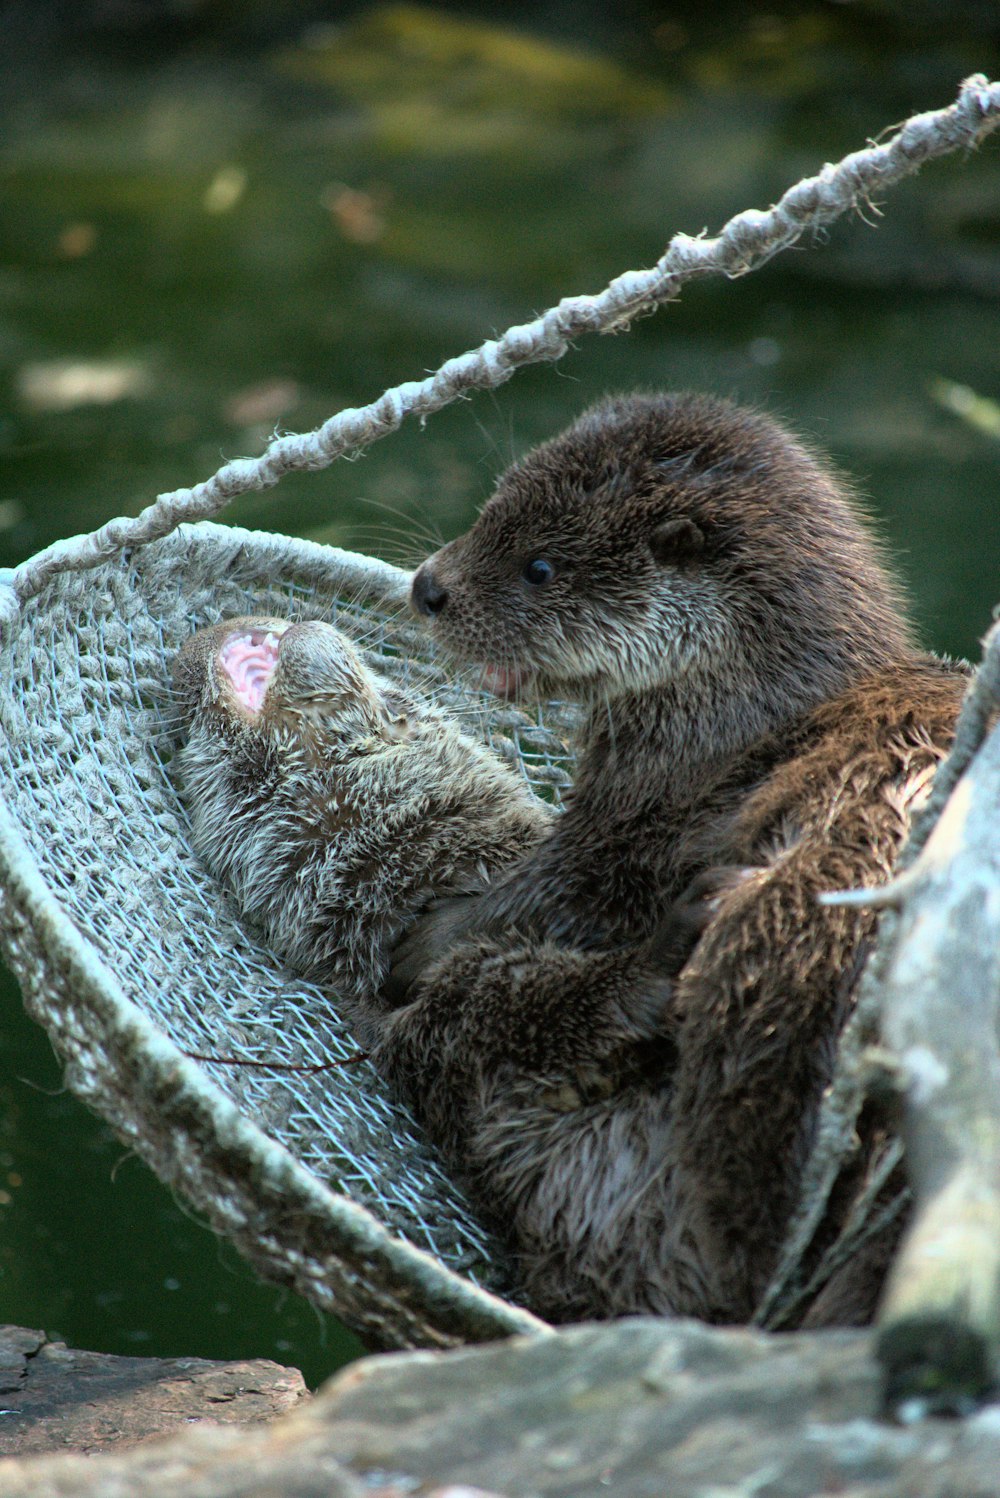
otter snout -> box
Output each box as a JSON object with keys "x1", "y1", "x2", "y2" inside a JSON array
[{"x1": 411, "y1": 562, "x2": 449, "y2": 617}]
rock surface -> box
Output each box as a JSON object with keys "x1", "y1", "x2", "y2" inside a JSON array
[
  {"x1": 2, "y1": 1318, "x2": 1000, "y2": 1496},
  {"x1": 0, "y1": 1324, "x2": 307, "y2": 1457}
]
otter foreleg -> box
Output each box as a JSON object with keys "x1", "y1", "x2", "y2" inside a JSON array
[{"x1": 369, "y1": 938, "x2": 673, "y2": 1142}]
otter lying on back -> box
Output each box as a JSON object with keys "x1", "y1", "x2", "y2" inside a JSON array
[
  {"x1": 172, "y1": 618, "x2": 551, "y2": 1002},
  {"x1": 388, "y1": 392, "x2": 967, "y2": 1325},
  {"x1": 174, "y1": 616, "x2": 680, "y2": 1323}
]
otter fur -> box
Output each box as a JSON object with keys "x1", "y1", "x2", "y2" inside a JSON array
[
  {"x1": 172, "y1": 617, "x2": 551, "y2": 1003},
  {"x1": 384, "y1": 391, "x2": 968, "y2": 1326}
]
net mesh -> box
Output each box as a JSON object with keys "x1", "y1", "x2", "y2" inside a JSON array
[{"x1": 0, "y1": 521, "x2": 579, "y2": 1348}]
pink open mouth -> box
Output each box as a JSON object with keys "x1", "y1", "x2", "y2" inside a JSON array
[{"x1": 218, "y1": 626, "x2": 286, "y2": 714}]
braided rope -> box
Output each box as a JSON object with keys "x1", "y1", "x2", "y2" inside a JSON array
[{"x1": 3, "y1": 72, "x2": 998, "y2": 620}]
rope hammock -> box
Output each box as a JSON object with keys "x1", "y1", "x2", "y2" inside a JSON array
[{"x1": 1, "y1": 76, "x2": 998, "y2": 1353}]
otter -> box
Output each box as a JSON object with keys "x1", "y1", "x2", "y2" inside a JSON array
[
  {"x1": 381, "y1": 391, "x2": 968, "y2": 1325},
  {"x1": 172, "y1": 616, "x2": 552, "y2": 1002},
  {"x1": 173, "y1": 614, "x2": 682, "y2": 1323}
]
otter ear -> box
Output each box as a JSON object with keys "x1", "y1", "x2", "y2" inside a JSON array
[
  {"x1": 382, "y1": 711, "x2": 416, "y2": 744},
  {"x1": 649, "y1": 516, "x2": 705, "y2": 566}
]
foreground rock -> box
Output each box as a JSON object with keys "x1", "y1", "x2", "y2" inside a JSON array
[
  {"x1": 0, "y1": 1324, "x2": 307, "y2": 1457},
  {"x1": 2, "y1": 1318, "x2": 1000, "y2": 1496}
]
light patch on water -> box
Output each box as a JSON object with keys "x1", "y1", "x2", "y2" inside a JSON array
[{"x1": 17, "y1": 359, "x2": 153, "y2": 413}]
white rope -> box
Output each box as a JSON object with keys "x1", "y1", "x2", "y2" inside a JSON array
[{"x1": 5, "y1": 72, "x2": 999, "y2": 618}]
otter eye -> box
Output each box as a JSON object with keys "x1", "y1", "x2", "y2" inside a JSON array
[{"x1": 522, "y1": 558, "x2": 555, "y2": 587}]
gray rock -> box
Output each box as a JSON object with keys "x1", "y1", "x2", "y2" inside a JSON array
[
  {"x1": 0, "y1": 1323, "x2": 307, "y2": 1458},
  {"x1": 2, "y1": 1318, "x2": 1000, "y2": 1497}
]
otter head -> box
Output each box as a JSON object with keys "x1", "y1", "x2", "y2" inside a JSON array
[
  {"x1": 173, "y1": 616, "x2": 402, "y2": 754},
  {"x1": 411, "y1": 393, "x2": 914, "y2": 742}
]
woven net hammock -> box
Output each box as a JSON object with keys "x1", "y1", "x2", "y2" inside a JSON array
[
  {"x1": 0, "y1": 524, "x2": 568, "y2": 1346},
  {"x1": 1, "y1": 77, "x2": 999, "y2": 1352}
]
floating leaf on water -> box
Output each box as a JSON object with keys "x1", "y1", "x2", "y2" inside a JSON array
[
  {"x1": 930, "y1": 378, "x2": 1000, "y2": 439},
  {"x1": 321, "y1": 182, "x2": 391, "y2": 244},
  {"x1": 224, "y1": 379, "x2": 301, "y2": 429},
  {"x1": 203, "y1": 166, "x2": 248, "y2": 215}
]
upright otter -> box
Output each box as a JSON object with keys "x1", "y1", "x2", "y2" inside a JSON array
[
  {"x1": 386, "y1": 392, "x2": 967, "y2": 1324},
  {"x1": 172, "y1": 396, "x2": 966, "y2": 1329}
]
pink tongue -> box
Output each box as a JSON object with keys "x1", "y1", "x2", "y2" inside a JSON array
[
  {"x1": 219, "y1": 631, "x2": 281, "y2": 713},
  {"x1": 482, "y1": 664, "x2": 524, "y2": 699}
]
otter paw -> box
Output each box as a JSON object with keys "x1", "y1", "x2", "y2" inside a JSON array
[
  {"x1": 536, "y1": 1069, "x2": 616, "y2": 1112},
  {"x1": 382, "y1": 894, "x2": 484, "y2": 1003},
  {"x1": 410, "y1": 938, "x2": 674, "y2": 1073}
]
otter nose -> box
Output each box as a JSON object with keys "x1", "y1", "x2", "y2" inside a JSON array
[{"x1": 411, "y1": 563, "x2": 449, "y2": 617}]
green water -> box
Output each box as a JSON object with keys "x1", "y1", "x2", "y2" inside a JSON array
[{"x1": 1, "y1": 2, "x2": 999, "y2": 1388}]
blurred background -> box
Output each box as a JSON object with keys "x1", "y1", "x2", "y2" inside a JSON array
[{"x1": 1, "y1": 0, "x2": 998, "y2": 1387}]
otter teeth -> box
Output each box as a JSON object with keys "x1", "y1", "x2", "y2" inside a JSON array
[{"x1": 218, "y1": 630, "x2": 281, "y2": 714}]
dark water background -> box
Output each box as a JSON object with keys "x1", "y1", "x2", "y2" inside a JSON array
[{"x1": 1, "y1": 0, "x2": 999, "y2": 1387}]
